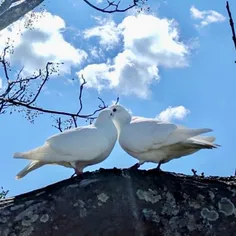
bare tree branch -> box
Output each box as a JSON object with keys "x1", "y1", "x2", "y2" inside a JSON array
[
  {"x1": 226, "y1": 1, "x2": 236, "y2": 62},
  {"x1": 52, "y1": 117, "x2": 63, "y2": 132},
  {"x1": 51, "y1": 75, "x2": 109, "y2": 131},
  {"x1": 83, "y1": 0, "x2": 138, "y2": 13},
  {"x1": 191, "y1": 169, "x2": 197, "y2": 176},
  {"x1": 77, "y1": 75, "x2": 87, "y2": 117},
  {"x1": 0, "y1": 0, "x2": 145, "y2": 31},
  {"x1": 27, "y1": 62, "x2": 53, "y2": 105},
  {"x1": 115, "y1": 96, "x2": 119, "y2": 105},
  {"x1": 0, "y1": 186, "x2": 9, "y2": 199},
  {"x1": 0, "y1": 46, "x2": 110, "y2": 131},
  {"x1": 82, "y1": 96, "x2": 119, "y2": 126},
  {"x1": 52, "y1": 95, "x2": 109, "y2": 131}
]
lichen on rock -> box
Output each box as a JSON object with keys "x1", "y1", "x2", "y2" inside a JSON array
[
  {"x1": 218, "y1": 197, "x2": 235, "y2": 216},
  {"x1": 136, "y1": 189, "x2": 161, "y2": 204},
  {"x1": 200, "y1": 207, "x2": 219, "y2": 221},
  {"x1": 0, "y1": 169, "x2": 235, "y2": 235}
]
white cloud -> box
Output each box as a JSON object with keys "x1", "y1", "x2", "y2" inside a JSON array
[
  {"x1": 190, "y1": 6, "x2": 204, "y2": 19},
  {"x1": 156, "y1": 106, "x2": 190, "y2": 122},
  {"x1": 89, "y1": 46, "x2": 104, "y2": 60},
  {"x1": 190, "y1": 6, "x2": 226, "y2": 27},
  {"x1": 78, "y1": 14, "x2": 189, "y2": 98},
  {"x1": 78, "y1": 63, "x2": 112, "y2": 91},
  {"x1": 84, "y1": 17, "x2": 121, "y2": 50},
  {"x1": 0, "y1": 11, "x2": 87, "y2": 75}
]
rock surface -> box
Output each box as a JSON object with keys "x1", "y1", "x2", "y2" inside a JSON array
[{"x1": 0, "y1": 168, "x2": 236, "y2": 236}]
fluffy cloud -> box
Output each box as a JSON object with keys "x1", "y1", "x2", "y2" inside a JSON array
[
  {"x1": 78, "y1": 63, "x2": 112, "y2": 91},
  {"x1": 0, "y1": 11, "x2": 87, "y2": 75},
  {"x1": 190, "y1": 6, "x2": 226, "y2": 27},
  {"x1": 156, "y1": 106, "x2": 190, "y2": 122},
  {"x1": 88, "y1": 46, "x2": 105, "y2": 60},
  {"x1": 78, "y1": 14, "x2": 189, "y2": 98},
  {"x1": 84, "y1": 17, "x2": 121, "y2": 50}
]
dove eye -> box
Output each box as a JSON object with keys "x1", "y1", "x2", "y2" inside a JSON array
[{"x1": 112, "y1": 108, "x2": 117, "y2": 112}]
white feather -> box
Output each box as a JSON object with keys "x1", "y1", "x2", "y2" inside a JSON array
[
  {"x1": 14, "y1": 109, "x2": 117, "y2": 178},
  {"x1": 110, "y1": 105, "x2": 219, "y2": 166}
]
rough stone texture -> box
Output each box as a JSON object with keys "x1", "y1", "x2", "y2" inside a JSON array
[{"x1": 0, "y1": 168, "x2": 236, "y2": 236}]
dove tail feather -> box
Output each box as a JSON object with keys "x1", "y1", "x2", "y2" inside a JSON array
[
  {"x1": 188, "y1": 141, "x2": 218, "y2": 149},
  {"x1": 168, "y1": 128, "x2": 213, "y2": 145},
  {"x1": 194, "y1": 136, "x2": 216, "y2": 143},
  {"x1": 15, "y1": 161, "x2": 45, "y2": 179},
  {"x1": 186, "y1": 135, "x2": 220, "y2": 149},
  {"x1": 13, "y1": 146, "x2": 44, "y2": 160},
  {"x1": 184, "y1": 128, "x2": 213, "y2": 137},
  {"x1": 13, "y1": 144, "x2": 56, "y2": 161},
  {"x1": 13, "y1": 152, "x2": 27, "y2": 159}
]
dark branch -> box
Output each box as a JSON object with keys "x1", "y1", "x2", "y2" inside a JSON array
[
  {"x1": 226, "y1": 1, "x2": 236, "y2": 62},
  {"x1": 52, "y1": 75, "x2": 108, "y2": 131},
  {"x1": 0, "y1": 47, "x2": 111, "y2": 131},
  {"x1": 52, "y1": 117, "x2": 63, "y2": 132},
  {"x1": 0, "y1": 0, "x2": 144, "y2": 31},
  {"x1": 98, "y1": 97, "x2": 106, "y2": 108},
  {"x1": 191, "y1": 169, "x2": 197, "y2": 176},
  {"x1": 27, "y1": 62, "x2": 52, "y2": 105},
  {"x1": 83, "y1": 0, "x2": 138, "y2": 13},
  {"x1": 0, "y1": 46, "x2": 11, "y2": 82},
  {"x1": 0, "y1": 186, "x2": 9, "y2": 199},
  {"x1": 77, "y1": 75, "x2": 87, "y2": 116},
  {"x1": 115, "y1": 96, "x2": 119, "y2": 105},
  {"x1": 1, "y1": 94, "x2": 109, "y2": 119}
]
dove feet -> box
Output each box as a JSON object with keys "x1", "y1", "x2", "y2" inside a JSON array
[
  {"x1": 156, "y1": 162, "x2": 163, "y2": 171},
  {"x1": 70, "y1": 169, "x2": 83, "y2": 179}
]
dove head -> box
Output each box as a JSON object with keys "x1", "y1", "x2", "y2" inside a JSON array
[
  {"x1": 109, "y1": 105, "x2": 132, "y2": 131},
  {"x1": 94, "y1": 109, "x2": 115, "y2": 128},
  {"x1": 94, "y1": 108, "x2": 118, "y2": 144}
]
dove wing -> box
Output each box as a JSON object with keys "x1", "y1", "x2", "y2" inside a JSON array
[
  {"x1": 45, "y1": 127, "x2": 110, "y2": 162},
  {"x1": 120, "y1": 119, "x2": 212, "y2": 153},
  {"x1": 120, "y1": 120, "x2": 177, "y2": 153}
]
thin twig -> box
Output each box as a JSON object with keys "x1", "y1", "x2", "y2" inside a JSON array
[
  {"x1": 0, "y1": 46, "x2": 111, "y2": 132},
  {"x1": 83, "y1": 0, "x2": 137, "y2": 13},
  {"x1": 77, "y1": 75, "x2": 87, "y2": 116},
  {"x1": 191, "y1": 169, "x2": 197, "y2": 176},
  {"x1": 52, "y1": 117, "x2": 63, "y2": 132},
  {"x1": 98, "y1": 97, "x2": 107, "y2": 108},
  {"x1": 27, "y1": 62, "x2": 52, "y2": 105},
  {"x1": 2, "y1": 99, "x2": 105, "y2": 118},
  {"x1": 226, "y1": 1, "x2": 236, "y2": 53},
  {"x1": 115, "y1": 97, "x2": 119, "y2": 104},
  {"x1": 0, "y1": 46, "x2": 10, "y2": 82}
]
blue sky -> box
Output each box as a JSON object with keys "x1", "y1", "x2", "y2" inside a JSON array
[{"x1": 0, "y1": 0, "x2": 236, "y2": 197}]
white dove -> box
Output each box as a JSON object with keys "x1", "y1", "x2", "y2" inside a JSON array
[
  {"x1": 14, "y1": 109, "x2": 117, "y2": 179},
  {"x1": 109, "y1": 105, "x2": 219, "y2": 170}
]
